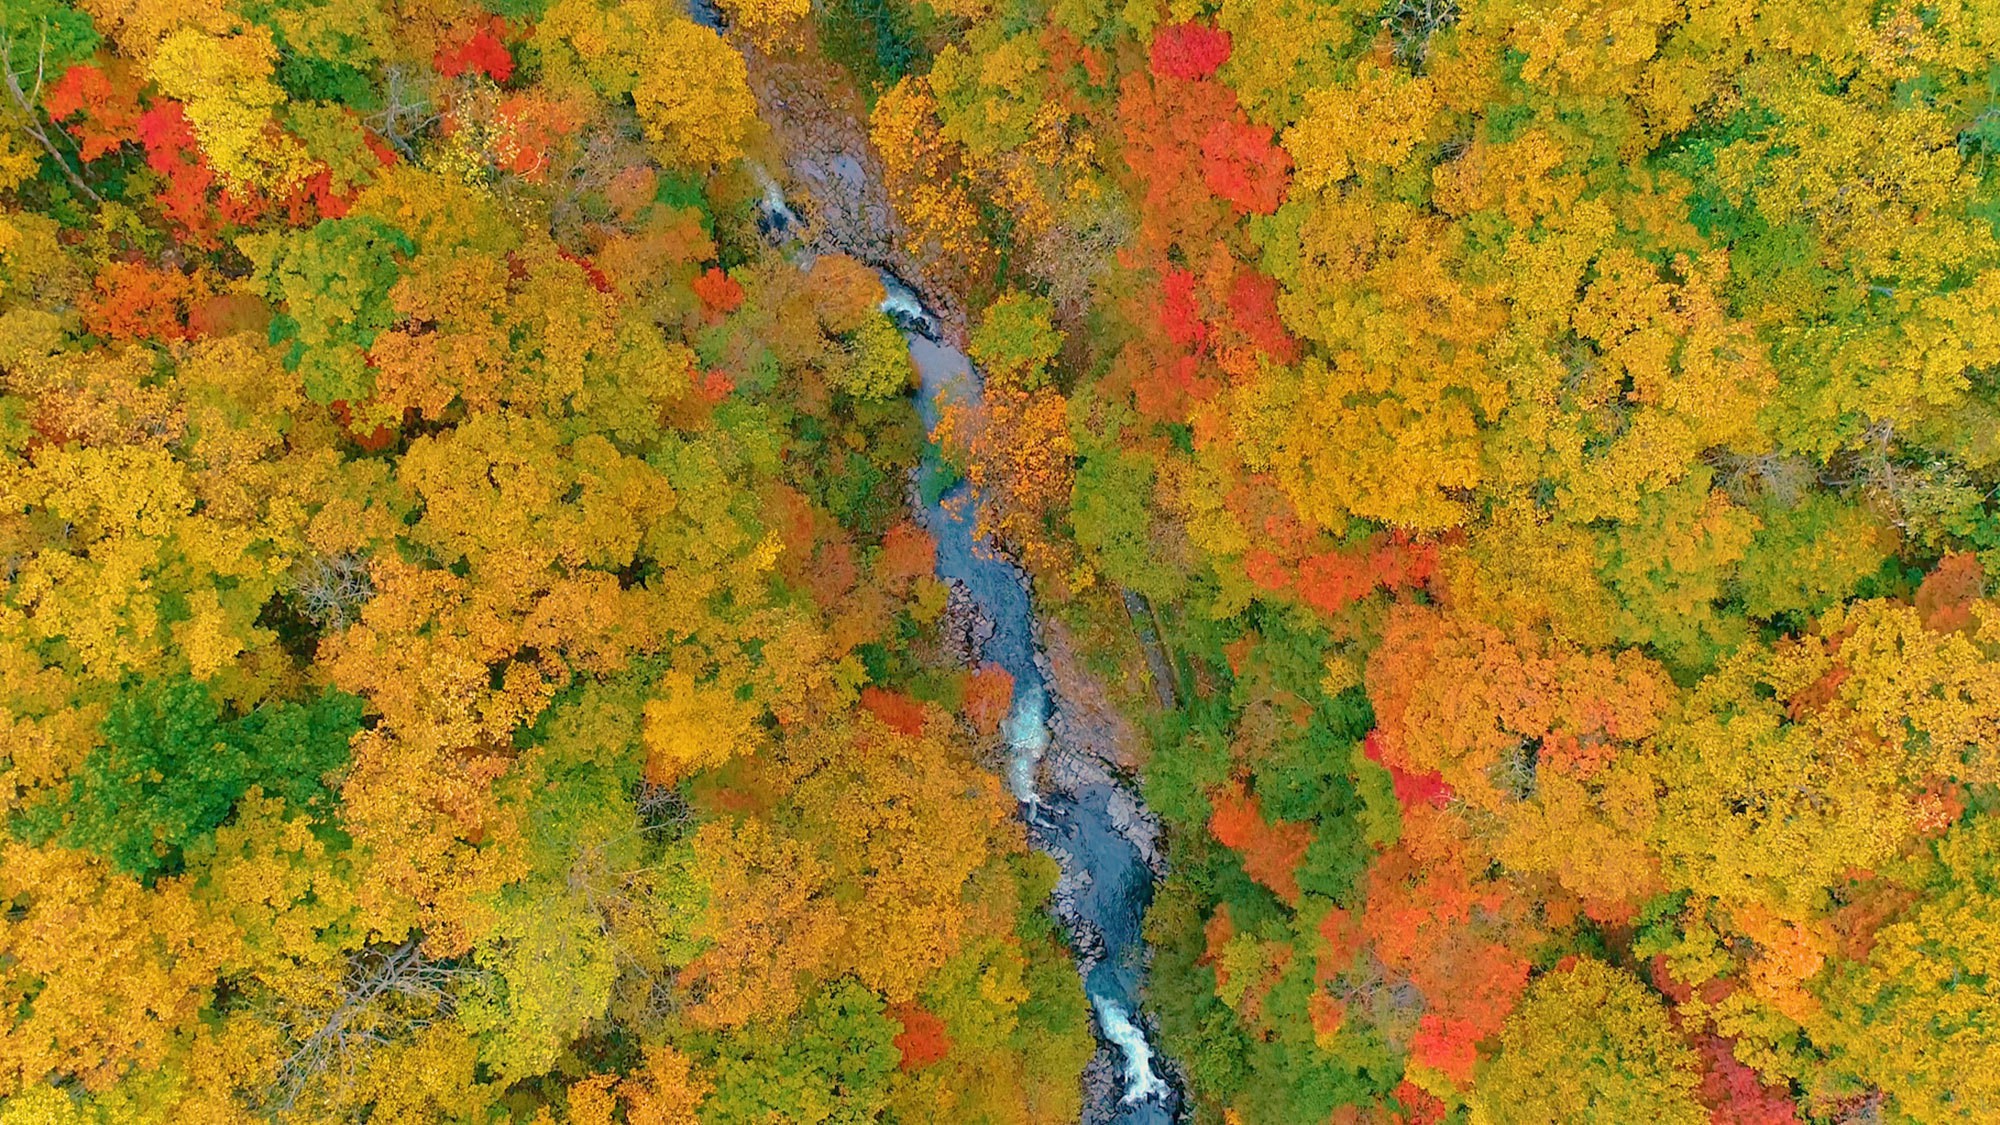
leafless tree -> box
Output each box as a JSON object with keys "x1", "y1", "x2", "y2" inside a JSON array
[
  {"x1": 364, "y1": 65, "x2": 445, "y2": 161},
  {"x1": 1490, "y1": 740, "x2": 1538, "y2": 802},
  {"x1": 1708, "y1": 448, "x2": 1817, "y2": 508},
  {"x1": 541, "y1": 121, "x2": 649, "y2": 252},
  {"x1": 1023, "y1": 190, "x2": 1136, "y2": 319},
  {"x1": 635, "y1": 781, "x2": 694, "y2": 836},
  {"x1": 0, "y1": 19, "x2": 101, "y2": 202},
  {"x1": 266, "y1": 938, "x2": 474, "y2": 1112},
  {"x1": 1382, "y1": 0, "x2": 1461, "y2": 73},
  {"x1": 292, "y1": 552, "x2": 376, "y2": 630}
]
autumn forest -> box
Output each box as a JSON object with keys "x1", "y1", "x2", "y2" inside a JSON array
[{"x1": 4, "y1": 0, "x2": 2000, "y2": 1121}]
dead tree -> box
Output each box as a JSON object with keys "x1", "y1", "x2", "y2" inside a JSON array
[{"x1": 0, "y1": 19, "x2": 102, "y2": 203}]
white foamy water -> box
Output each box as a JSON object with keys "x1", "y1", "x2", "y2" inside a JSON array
[
  {"x1": 749, "y1": 163, "x2": 802, "y2": 236},
  {"x1": 1093, "y1": 995, "x2": 1170, "y2": 1104},
  {"x1": 1004, "y1": 684, "x2": 1051, "y2": 806},
  {"x1": 878, "y1": 275, "x2": 932, "y2": 334}
]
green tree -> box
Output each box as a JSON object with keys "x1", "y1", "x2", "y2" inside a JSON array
[
  {"x1": 970, "y1": 290, "x2": 1061, "y2": 389},
  {"x1": 1734, "y1": 490, "x2": 1895, "y2": 622},
  {"x1": 700, "y1": 979, "x2": 902, "y2": 1125},
  {"x1": 26, "y1": 678, "x2": 362, "y2": 880},
  {"x1": 0, "y1": 0, "x2": 102, "y2": 198},
  {"x1": 256, "y1": 216, "x2": 414, "y2": 406}
]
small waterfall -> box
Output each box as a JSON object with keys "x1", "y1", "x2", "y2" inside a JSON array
[
  {"x1": 751, "y1": 165, "x2": 803, "y2": 240},
  {"x1": 1003, "y1": 682, "x2": 1049, "y2": 810},
  {"x1": 878, "y1": 275, "x2": 934, "y2": 336},
  {"x1": 1093, "y1": 996, "x2": 1171, "y2": 1105}
]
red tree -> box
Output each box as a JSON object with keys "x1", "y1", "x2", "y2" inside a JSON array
[
  {"x1": 1149, "y1": 22, "x2": 1232, "y2": 81},
  {"x1": 891, "y1": 1003, "x2": 953, "y2": 1070},
  {"x1": 962, "y1": 664, "x2": 1013, "y2": 737},
  {"x1": 435, "y1": 18, "x2": 516, "y2": 82},
  {"x1": 46, "y1": 65, "x2": 142, "y2": 160},
  {"x1": 860, "y1": 687, "x2": 926, "y2": 736},
  {"x1": 1226, "y1": 268, "x2": 1299, "y2": 364},
  {"x1": 1693, "y1": 1033, "x2": 1800, "y2": 1125},
  {"x1": 1200, "y1": 116, "x2": 1291, "y2": 215},
  {"x1": 693, "y1": 266, "x2": 745, "y2": 315}
]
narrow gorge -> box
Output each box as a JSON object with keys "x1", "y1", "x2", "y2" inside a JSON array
[{"x1": 719, "y1": 28, "x2": 1184, "y2": 1109}]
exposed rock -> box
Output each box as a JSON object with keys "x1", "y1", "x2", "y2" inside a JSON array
[
  {"x1": 1038, "y1": 618, "x2": 1145, "y2": 772},
  {"x1": 733, "y1": 38, "x2": 968, "y2": 339},
  {"x1": 939, "y1": 580, "x2": 997, "y2": 667},
  {"x1": 1042, "y1": 739, "x2": 1108, "y2": 795},
  {"x1": 1080, "y1": 1048, "x2": 1122, "y2": 1125},
  {"x1": 1107, "y1": 787, "x2": 1166, "y2": 877}
]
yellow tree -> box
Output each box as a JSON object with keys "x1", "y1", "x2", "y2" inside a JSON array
[
  {"x1": 0, "y1": 843, "x2": 237, "y2": 1094},
  {"x1": 1816, "y1": 813, "x2": 2000, "y2": 1120},
  {"x1": 776, "y1": 708, "x2": 1010, "y2": 1002},
  {"x1": 641, "y1": 668, "x2": 765, "y2": 785},
  {"x1": 1654, "y1": 599, "x2": 2000, "y2": 915},
  {"x1": 1230, "y1": 204, "x2": 1503, "y2": 532},
  {"x1": 1473, "y1": 958, "x2": 1704, "y2": 1125},
  {"x1": 148, "y1": 25, "x2": 316, "y2": 192},
  {"x1": 869, "y1": 76, "x2": 994, "y2": 288},
  {"x1": 716, "y1": 0, "x2": 808, "y2": 51},
  {"x1": 537, "y1": 0, "x2": 756, "y2": 168}
]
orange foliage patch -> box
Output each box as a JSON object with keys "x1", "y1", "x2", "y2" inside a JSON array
[
  {"x1": 860, "y1": 687, "x2": 926, "y2": 736},
  {"x1": 330, "y1": 401, "x2": 402, "y2": 452},
  {"x1": 1200, "y1": 904, "x2": 1236, "y2": 967},
  {"x1": 1316, "y1": 906, "x2": 1363, "y2": 983},
  {"x1": 1409, "y1": 1013, "x2": 1481, "y2": 1083},
  {"x1": 890, "y1": 1003, "x2": 952, "y2": 1070},
  {"x1": 1390, "y1": 1081, "x2": 1448, "y2": 1125},
  {"x1": 1309, "y1": 992, "x2": 1345, "y2": 1037},
  {"x1": 801, "y1": 539, "x2": 859, "y2": 605},
  {"x1": 697, "y1": 369, "x2": 735, "y2": 403},
  {"x1": 496, "y1": 92, "x2": 590, "y2": 180},
  {"x1": 1916, "y1": 552, "x2": 1985, "y2": 633},
  {"x1": 1786, "y1": 662, "x2": 1850, "y2": 721},
  {"x1": 1207, "y1": 781, "x2": 1310, "y2": 903},
  {"x1": 877, "y1": 520, "x2": 937, "y2": 585},
  {"x1": 963, "y1": 664, "x2": 1013, "y2": 737},
  {"x1": 82, "y1": 262, "x2": 210, "y2": 342},
  {"x1": 187, "y1": 292, "x2": 271, "y2": 337}
]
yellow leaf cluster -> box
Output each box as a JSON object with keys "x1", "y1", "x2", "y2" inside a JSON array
[{"x1": 149, "y1": 26, "x2": 316, "y2": 193}]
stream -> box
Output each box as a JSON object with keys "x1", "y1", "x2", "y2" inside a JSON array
[
  {"x1": 895, "y1": 295, "x2": 1176, "y2": 1122},
  {"x1": 740, "y1": 88, "x2": 1180, "y2": 1125}
]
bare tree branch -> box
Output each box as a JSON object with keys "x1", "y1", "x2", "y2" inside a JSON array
[
  {"x1": 265, "y1": 938, "x2": 474, "y2": 1112},
  {"x1": 0, "y1": 23, "x2": 103, "y2": 203}
]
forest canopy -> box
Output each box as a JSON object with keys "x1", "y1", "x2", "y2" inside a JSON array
[{"x1": 6, "y1": 0, "x2": 2000, "y2": 1123}]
